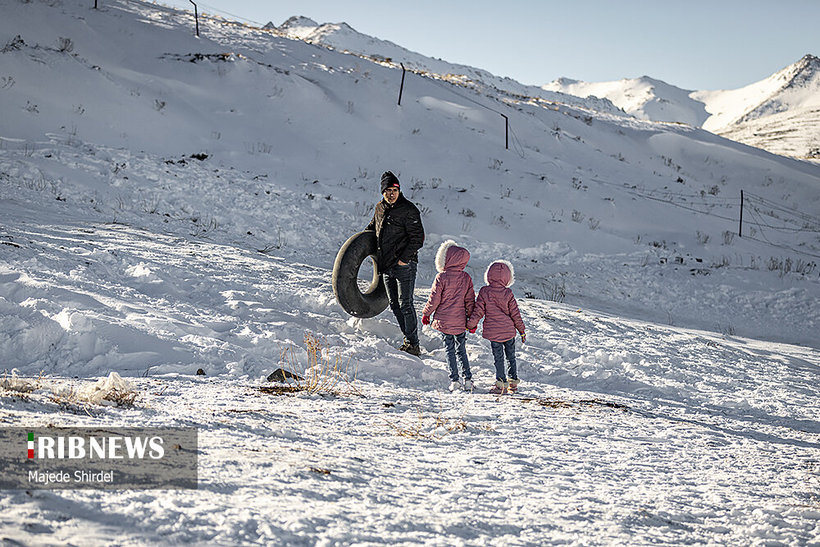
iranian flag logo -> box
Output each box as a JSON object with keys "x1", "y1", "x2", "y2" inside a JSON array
[{"x1": 28, "y1": 432, "x2": 34, "y2": 459}]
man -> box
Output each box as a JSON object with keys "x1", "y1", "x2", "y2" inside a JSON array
[{"x1": 366, "y1": 171, "x2": 425, "y2": 356}]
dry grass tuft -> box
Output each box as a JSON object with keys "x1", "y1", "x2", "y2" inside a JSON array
[
  {"x1": 0, "y1": 369, "x2": 41, "y2": 394},
  {"x1": 383, "y1": 400, "x2": 494, "y2": 439},
  {"x1": 261, "y1": 332, "x2": 360, "y2": 396},
  {"x1": 258, "y1": 385, "x2": 304, "y2": 395},
  {"x1": 517, "y1": 397, "x2": 629, "y2": 411}
]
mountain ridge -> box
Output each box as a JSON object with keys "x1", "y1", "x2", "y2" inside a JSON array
[
  {"x1": 267, "y1": 15, "x2": 817, "y2": 160},
  {"x1": 732, "y1": 54, "x2": 820, "y2": 124},
  {"x1": 267, "y1": 15, "x2": 625, "y2": 117}
]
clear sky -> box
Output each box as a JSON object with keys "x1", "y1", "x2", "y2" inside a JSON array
[{"x1": 160, "y1": 0, "x2": 819, "y2": 91}]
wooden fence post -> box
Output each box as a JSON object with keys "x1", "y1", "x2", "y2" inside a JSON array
[
  {"x1": 739, "y1": 190, "x2": 744, "y2": 237},
  {"x1": 397, "y1": 63, "x2": 406, "y2": 106},
  {"x1": 189, "y1": 0, "x2": 199, "y2": 37}
]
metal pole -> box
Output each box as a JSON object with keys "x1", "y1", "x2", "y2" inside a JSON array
[
  {"x1": 739, "y1": 190, "x2": 744, "y2": 237},
  {"x1": 501, "y1": 114, "x2": 508, "y2": 150},
  {"x1": 397, "y1": 63, "x2": 406, "y2": 106},
  {"x1": 189, "y1": 0, "x2": 199, "y2": 37}
]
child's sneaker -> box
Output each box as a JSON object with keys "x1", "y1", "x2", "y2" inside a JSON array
[
  {"x1": 448, "y1": 380, "x2": 462, "y2": 392},
  {"x1": 488, "y1": 380, "x2": 508, "y2": 395},
  {"x1": 463, "y1": 379, "x2": 474, "y2": 392},
  {"x1": 508, "y1": 379, "x2": 520, "y2": 394}
]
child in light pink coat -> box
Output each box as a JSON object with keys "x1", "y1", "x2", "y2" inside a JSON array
[
  {"x1": 467, "y1": 260, "x2": 526, "y2": 394},
  {"x1": 422, "y1": 241, "x2": 476, "y2": 392}
]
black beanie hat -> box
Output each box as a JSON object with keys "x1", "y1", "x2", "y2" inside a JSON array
[{"x1": 380, "y1": 171, "x2": 400, "y2": 193}]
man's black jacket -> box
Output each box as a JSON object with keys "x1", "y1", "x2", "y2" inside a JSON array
[{"x1": 365, "y1": 193, "x2": 425, "y2": 273}]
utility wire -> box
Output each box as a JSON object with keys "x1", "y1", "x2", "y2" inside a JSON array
[
  {"x1": 507, "y1": 123, "x2": 526, "y2": 158},
  {"x1": 420, "y1": 74, "x2": 509, "y2": 118},
  {"x1": 745, "y1": 205, "x2": 820, "y2": 258},
  {"x1": 191, "y1": 1, "x2": 265, "y2": 26},
  {"x1": 746, "y1": 205, "x2": 780, "y2": 247},
  {"x1": 745, "y1": 192, "x2": 820, "y2": 225},
  {"x1": 589, "y1": 178, "x2": 740, "y2": 220},
  {"x1": 747, "y1": 205, "x2": 820, "y2": 233},
  {"x1": 150, "y1": 0, "x2": 264, "y2": 26},
  {"x1": 411, "y1": 72, "x2": 524, "y2": 156},
  {"x1": 741, "y1": 234, "x2": 820, "y2": 260}
]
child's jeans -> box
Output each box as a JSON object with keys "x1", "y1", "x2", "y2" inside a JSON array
[
  {"x1": 490, "y1": 338, "x2": 517, "y2": 382},
  {"x1": 443, "y1": 332, "x2": 471, "y2": 382}
]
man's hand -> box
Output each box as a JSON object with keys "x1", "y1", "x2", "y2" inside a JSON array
[{"x1": 398, "y1": 260, "x2": 408, "y2": 266}]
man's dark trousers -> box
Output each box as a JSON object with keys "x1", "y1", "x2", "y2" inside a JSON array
[{"x1": 383, "y1": 262, "x2": 418, "y2": 346}]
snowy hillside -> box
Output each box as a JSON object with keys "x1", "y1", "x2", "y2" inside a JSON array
[
  {"x1": 1, "y1": 1, "x2": 819, "y2": 544},
  {"x1": 545, "y1": 55, "x2": 820, "y2": 161},
  {"x1": 271, "y1": 14, "x2": 623, "y2": 116},
  {"x1": 287, "y1": 13, "x2": 820, "y2": 162}
]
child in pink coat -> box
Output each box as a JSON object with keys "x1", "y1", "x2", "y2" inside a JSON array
[
  {"x1": 422, "y1": 240, "x2": 476, "y2": 392},
  {"x1": 467, "y1": 260, "x2": 526, "y2": 394}
]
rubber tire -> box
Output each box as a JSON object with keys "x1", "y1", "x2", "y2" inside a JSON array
[{"x1": 332, "y1": 231, "x2": 388, "y2": 318}]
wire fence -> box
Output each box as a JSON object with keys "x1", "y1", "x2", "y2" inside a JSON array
[
  {"x1": 584, "y1": 177, "x2": 820, "y2": 259},
  {"x1": 745, "y1": 192, "x2": 820, "y2": 233},
  {"x1": 740, "y1": 191, "x2": 820, "y2": 259}
]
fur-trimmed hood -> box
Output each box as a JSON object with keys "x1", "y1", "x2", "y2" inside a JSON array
[
  {"x1": 435, "y1": 240, "x2": 470, "y2": 273},
  {"x1": 423, "y1": 240, "x2": 476, "y2": 336},
  {"x1": 468, "y1": 259, "x2": 524, "y2": 341},
  {"x1": 484, "y1": 260, "x2": 515, "y2": 288}
]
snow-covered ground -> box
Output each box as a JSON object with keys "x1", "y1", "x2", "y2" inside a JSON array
[{"x1": 1, "y1": 0, "x2": 819, "y2": 544}]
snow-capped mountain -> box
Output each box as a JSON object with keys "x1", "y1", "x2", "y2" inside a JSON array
[
  {"x1": 697, "y1": 54, "x2": 820, "y2": 159},
  {"x1": 545, "y1": 55, "x2": 820, "y2": 161},
  {"x1": 544, "y1": 75, "x2": 712, "y2": 127},
  {"x1": 699, "y1": 54, "x2": 820, "y2": 128}
]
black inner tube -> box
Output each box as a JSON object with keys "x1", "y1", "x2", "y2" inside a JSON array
[{"x1": 332, "y1": 231, "x2": 389, "y2": 318}]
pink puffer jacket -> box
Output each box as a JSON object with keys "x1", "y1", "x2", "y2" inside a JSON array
[
  {"x1": 422, "y1": 241, "x2": 475, "y2": 335},
  {"x1": 468, "y1": 260, "x2": 525, "y2": 342}
]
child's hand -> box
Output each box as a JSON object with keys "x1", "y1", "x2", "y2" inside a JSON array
[
  {"x1": 520, "y1": 332, "x2": 526, "y2": 344},
  {"x1": 421, "y1": 315, "x2": 430, "y2": 326}
]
